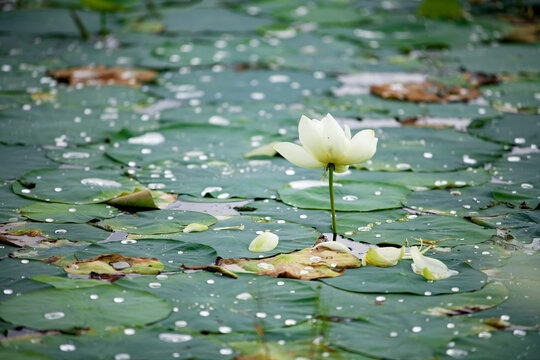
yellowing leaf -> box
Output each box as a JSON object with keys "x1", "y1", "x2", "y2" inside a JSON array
[
  {"x1": 64, "y1": 254, "x2": 164, "y2": 275},
  {"x1": 218, "y1": 247, "x2": 361, "y2": 280}
]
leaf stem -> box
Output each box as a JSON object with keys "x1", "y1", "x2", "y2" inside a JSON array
[
  {"x1": 328, "y1": 163, "x2": 337, "y2": 241},
  {"x1": 69, "y1": 9, "x2": 89, "y2": 40},
  {"x1": 100, "y1": 12, "x2": 108, "y2": 36}
]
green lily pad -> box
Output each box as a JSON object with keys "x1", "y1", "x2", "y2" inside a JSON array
[
  {"x1": 483, "y1": 81, "x2": 540, "y2": 112},
  {"x1": 338, "y1": 213, "x2": 496, "y2": 247},
  {"x1": 0, "y1": 326, "x2": 233, "y2": 359},
  {"x1": 340, "y1": 167, "x2": 491, "y2": 191},
  {"x1": 0, "y1": 183, "x2": 34, "y2": 223},
  {"x1": 0, "y1": 285, "x2": 172, "y2": 331},
  {"x1": 170, "y1": 216, "x2": 319, "y2": 259},
  {"x1": 74, "y1": 239, "x2": 218, "y2": 270},
  {"x1": 329, "y1": 313, "x2": 485, "y2": 360},
  {"x1": 491, "y1": 153, "x2": 540, "y2": 186},
  {"x1": 360, "y1": 127, "x2": 506, "y2": 172},
  {"x1": 0, "y1": 257, "x2": 63, "y2": 302},
  {"x1": 0, "y1": 145, "x2": 57, "y2": 181},
  {"x1": 117, "y1": 271, "x2": 318, "y2": 333},
  {"x1": 13, "y1": 168, "x2": 145, "y2": 204},
  {"x1": 238, "y1": 199, "x2": 334, "y2": 234},
  {"x1": 319, "y1": 281, "x2": 508, "y2": 319},
  {"x1": 46, "y1": 145, "x2": 122, "y2": 168},
  {"x1": 270, "y1": 3, "x2": 372, "y2": 25},
  {"x1": 322, "y1": 261, "x2": 487, "y2": 295},
  {"x1": 31, "y1": 275, "x2": 110, "y2": 289},
  {"x1": 279, "y1": 181, "x2": 410, "y2": 212},
  {"x1": 471, "y1": 211, "x2": 540, "y2": 244},
  {"x1": 133, "y1": 158, "x2": 314, "y2": 200},
  {"x1": 468, "y1": 114, "x2": 540, "y2": 147},
  {"x1": 0, "y1": 105, "x2": 158, "y2": 147},
  {"x1": 7, "y1": 222, "x2": 110, "y2": 243},
  {"x1": 150, "y1": 69, "x2": 338, "y2": 104},
  {"x1": 404, "y1": 186, "x2": 521, "y2": 217},
  {"x1": 21, "y1": 202, "x2": 118, "y2": 224},
  {"x1": 102, "y1": 209, "x2": 217, "y2": 234}
]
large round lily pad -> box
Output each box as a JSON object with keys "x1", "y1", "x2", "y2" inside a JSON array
[
  {"x1": 338, "y1": 213, "x2": 496, "y2": 246},
  {"x1": 0, "y1": 285, "x2": 172, "y2": 331},
  {"x1": 322, "y1": 261, "x2": 487, "y2": 295},
  {"x1": 13, "y1": 168, "x2": 144, "y2": 204},
  {"x1": 102, "y1": 209, "x2": 217, "y2": 234},
  {"x1": 279, "y1": 181, "x2": 410, "y2": 211},
  {"x1": 21, "y1": 202, "x2": 118, "y2": 224}
]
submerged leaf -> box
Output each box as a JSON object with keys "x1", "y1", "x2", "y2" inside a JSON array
[{"x1": 218, "y1": 247, "x2": 361, "y2": 280}]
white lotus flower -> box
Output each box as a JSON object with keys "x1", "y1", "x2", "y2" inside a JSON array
[
  {"x1": 273, "y1": 114, "x2": 378, "y2": 173},
  {"x1": 410, "y1": 247, "x2": 458, "y2": 281},
  {"x1": 362, "y1": 246, "x2": 404, "y2": 267},
  {"x1": 249, "y1": 232, "x2": 279, "y2": 252}
]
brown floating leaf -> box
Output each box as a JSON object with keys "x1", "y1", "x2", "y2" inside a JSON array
[
  {"x1": 107, "y1": 189, "x2": 159, "y2": 210},
  {"x1": 64, "y1": 254, "x2": 164, "y2": 275},
  {"x1": 181, "y1": 265, "x2": 238, "y2": 279},
  {"x1": 465, "y1": 72, "x2": 500, "y2": 87},
  {"x1": 217, "y1": 247, "x2": 361, "y2": 281},
  {"x1": 49, "y1": 65, "x2": 157, "y2": 87},
  {"x1": 502, "y1": 24, "x2": 540, "y2": 44},
  {"x1": 370, "y1": 81, "x2": 481, "y2": 103}
]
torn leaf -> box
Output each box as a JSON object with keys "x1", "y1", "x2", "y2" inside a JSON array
[
  {"x1": 64, "y1": 254, "x2": 164, "y2": 275},
  {"x1": 218, "y1": 247, "x2": 361, "y2": 280}
]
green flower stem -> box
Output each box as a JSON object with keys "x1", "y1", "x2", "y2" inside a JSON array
[
  {"x1": 328, "y1": 163, "x2": 337, "y2": 241},
  {"x1": 100, "y1": 12, "x2": 108, "y2": 36}
]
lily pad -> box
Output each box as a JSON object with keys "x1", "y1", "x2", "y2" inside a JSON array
[
  {"x1": 360, "y1": 127, "x2": 505, "y2": 172},
  {"x1": 13, "y1": 168, "x2": 145, "y2": 204},
  {"x1": 172, "y1": 216, "x2": 319, "y2": 259},
  {"x1": 0, "y1": 285, "x2": 172, "y2": 331},
  {"x1": 102, "y1": 209, "x2": 217, "y2": 234},
  {"x1": 46, "y1": 145, "x2": 122, "y2": 168},
  {"x1": 6, "y1": 222, "x2": 110, "y2": 243},
  {"x1": 21, "y1": 202, "x2": 118, "y2": 224},
  {"x1": 279, "y1": 181, "x2": 410, "y2": 212},
  {"x1": 322, "y1": 261, "x2": 488, "y2": 295},
  {"x1": 471, "y1": 211, "x2": 540, "y2": 244},
  {"x1": 468, "y1": 114, "x2": 540, "y2": 147},
  {"x1": 0, "y1": 183, "x2": 34, "y2": 223},
  {"x1": 338, "y1": 213, "x2": 496, "y2": 247},
  {"x1": 0, "y1": 145, "x2": 57, "y2": 181},
  {"x1": 74, "y1": 239, "x2": 218, "y2": 270},
  {"x1": 117, "y1": 271, "x2": 318, "y2": 333}
]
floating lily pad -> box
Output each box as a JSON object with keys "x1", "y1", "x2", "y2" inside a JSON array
[
  {"x1": 337, "y1": 213, "x2": 495, "y2": 247},
  {"x1": 0, "y1": 183, "x2": 34, "y2": 223},
  {"x1": 117, "y1": 271, "x2": 318, "y2": 333},
  {"x1": 6, "y1": 222, "x2": 110, "y2": 243},
  {"x1": 102, "y1": 209, "x2": 217, "y2": 234},
  {"x1": 173, "y1": 216, "x2": 319, "y2": 259},
  {"x1": 0, "y1": 285, "x2": 172, "y2": 331},
  {"x1": 106, "y1": 125, "x2": 289, "y2": 167},
  {"x1": 483, "y1": 81, "x2": 540, "y2": 112},
  {"x1": 319, "y1": 281, "x2": 508, "y2": 319},
  {"x1": 21, "y1": 202, "x2": 118, "y2": 224},
  {"x1": 329, "y1": 313, "x2": 486, "y2": 360},
  {"x1": 238, "y1": 199, "x2": 334, "y2": 233},
  {"x1": 279, "y1": 181, "x2": 410, "y2": 212},
  {"x1": 75, "y1": 239, "x2": 218, "y2": 270},
  {"x1": 404, "y1": 186, "x2": 521, "y2": 217},
  {"x1": 46, "y1": 145, "x2": 122, "y2": 168},
  {"x1": 0, "y1": 327, "x2": 231, "y2": 359},
  {"x1": 468, "y1": 114, "x2": 540, "y2": 147},
  {"x1": 13, "y1": 168, "x2": 145, "y2": 204},
  {"x1": 360, "y1": 127, "x2": 505, "y2": 172},
  {"x1": 471, "y1": 211, "x2": 540, "y2": 244},
  {"x1": 448, "y1": 45, "x2": 540, "y2": 74},
  {"x1": 0, "y1": 105, "x2": 158, "y2": 147},
  {"x1": 133, "y1": 158, "x2": 314, "y2": 199},
  {"x1": 340, "y1": 167, "x2": 491, "y2": 191},
  {"x1": 490, "y1": 153, "x2": 540, "y2": 186},
  {"x1": 0, "y1": 145, "x2": 56, "y2": 181},
  {"x1": 32, "y1": 275, "x2": 110, "y2": 289},
  {"x1": 150, "y1": 69, "x2": 338, "y2": 104},
  {"x1": 322, "y1": 261, "x2": 487, "y2": 295}
]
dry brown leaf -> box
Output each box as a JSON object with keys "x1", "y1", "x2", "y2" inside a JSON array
[
  {"x1": 217, "y1": 247, "x2": 361, "y2": 281},
  {"x1": 370, "y1": 81, "x2": 481, "y2": 103},
  {"x1": 49, "y1": 65, "x2": 157, "y2": 87}
]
